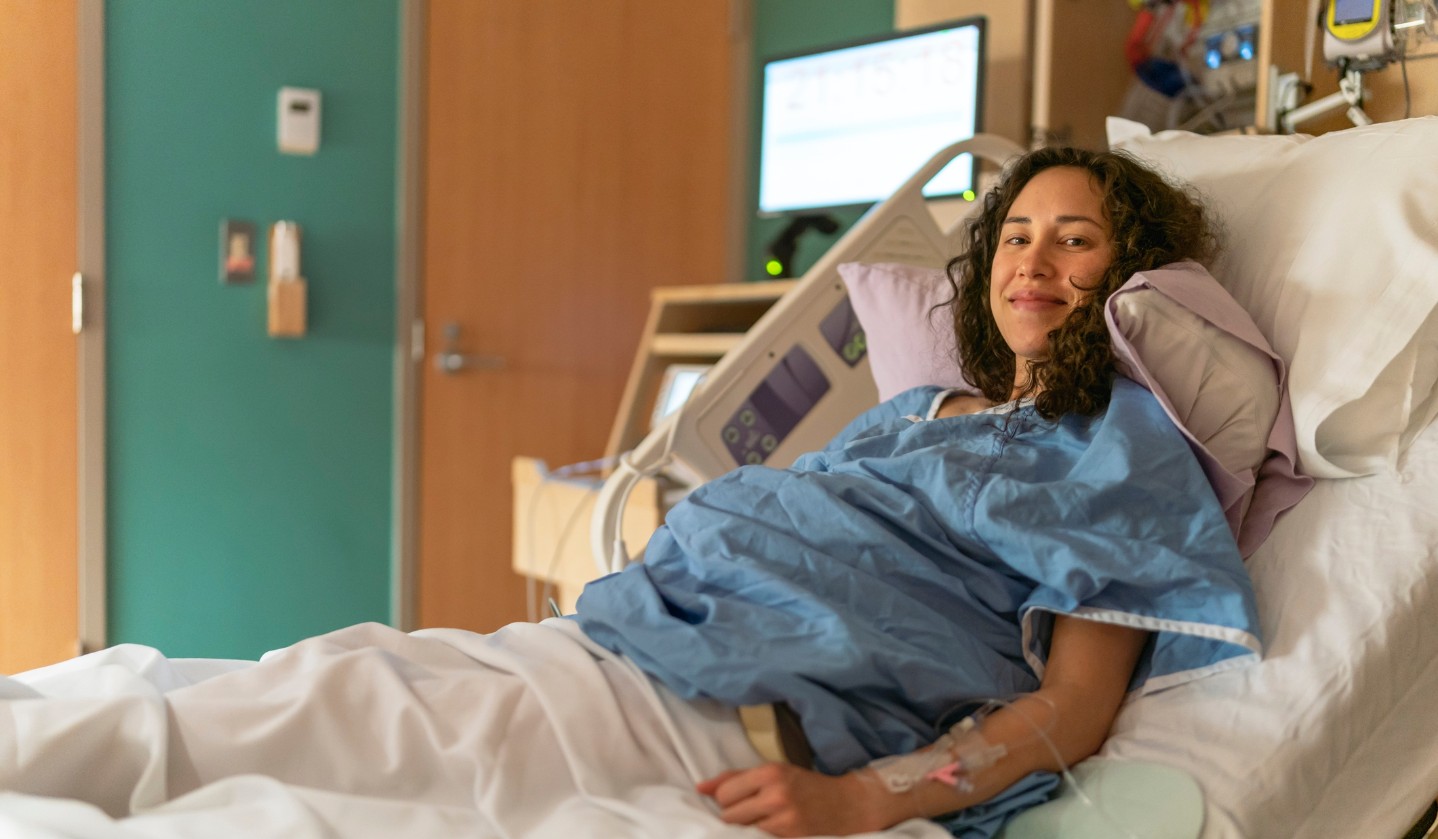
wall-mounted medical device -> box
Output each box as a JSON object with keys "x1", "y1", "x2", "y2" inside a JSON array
[
  {"x1": 1278, "y1": 0, "x2": 1435, "y2": 132},
  {"x1": 1326, "y1": 0, "x2": 1394, "y2": 69},
  {"x1": 590, "y1": 135, "x2": 1025, "y2": 575},
  {"x1": 278, "y1": 87, "x2": 322, "y2": 156}
]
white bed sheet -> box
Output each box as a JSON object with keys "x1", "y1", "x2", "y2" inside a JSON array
[
  {"x1": 1102, "y1": 417, "x2": 1438, "y2": 838},
  {"x1": 0, "y1": 618, "x2": 952, "y2": 839}
]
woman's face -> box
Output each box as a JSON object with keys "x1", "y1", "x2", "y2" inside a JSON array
[{"x1": 989, "y1": 166, "x2": 1115, "y2": 365}]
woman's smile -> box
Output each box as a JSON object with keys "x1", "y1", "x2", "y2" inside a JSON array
[{"x1": 1006, "y1": 289, "x2": 1068, "y2": 310}]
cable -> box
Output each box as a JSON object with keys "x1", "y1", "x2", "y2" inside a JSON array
[
  {"x1": 1401, "y1": 42, "x2": 1413, "y2": 118},
  {"x1": 549, "y1": 455, "x2": 621, "y2": 479},
  {"x1": 523, "y1": 455, "x2": 622, "y2": 621},
  {"x1": 523, "y1": 464, "x2": 547, "y2": 623},
  {"x1": 972, "y1": 695, "x2": 1148, "y2": 839},
  {"x1": 541, "y1": 476, "x2": 597, "y2": 614},
  {"x1": 606, "y1": 412, "x2": 684, "y2": 573}
]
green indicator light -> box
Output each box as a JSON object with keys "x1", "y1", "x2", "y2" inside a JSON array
[
  {"x1": 963, "y1": 189, "x2": 976, "y2": 201},
  {"x1": 765, "y1": 259, "x2": 784, "y2": 276}
]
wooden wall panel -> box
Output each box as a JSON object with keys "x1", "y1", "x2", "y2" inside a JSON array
[{"x1": 0, "y1": 0, "x2": 80, "y2": 673}]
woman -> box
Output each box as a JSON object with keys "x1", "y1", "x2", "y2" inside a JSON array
[{"x1": 576, "y1": 147, "x2": 1247, "y2": 837}]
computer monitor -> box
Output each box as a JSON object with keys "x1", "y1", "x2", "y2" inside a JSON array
[{"x1": 757, "y1": 18, "x2": 987, "y2": 217}]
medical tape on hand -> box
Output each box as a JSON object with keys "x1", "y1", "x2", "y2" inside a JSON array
[{"x1": 864, "y1": 713, "x2": 1008, "y2": 794}]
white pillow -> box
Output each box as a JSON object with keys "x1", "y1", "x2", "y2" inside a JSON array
[{"x1": 1108, "y1": 116, "x2": 1438, "y2": 478}]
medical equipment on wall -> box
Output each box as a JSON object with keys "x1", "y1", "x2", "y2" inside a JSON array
[
  {"x1": 1118, "y1": 0, "x2": 1264, "y2": 133},
  {"x1": 589, "y1": 135, "x2": 1025, "y2": 575},
  {"x1": 1276, "y1": 0, "x2": 1437, "y2": 132},
  {"x1": 1187, "y1": 0, "x2": 1264, "y2": 129}
]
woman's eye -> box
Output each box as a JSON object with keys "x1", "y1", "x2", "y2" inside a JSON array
[{"x1": 1062, "y1": 236, "x2": 1088, "y2": 247}]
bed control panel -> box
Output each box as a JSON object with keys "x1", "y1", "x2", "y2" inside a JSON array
[
  {"x1": 819, "y1": 294, "x2": 867, "y2": 368},
  {"x1": 721, "y1": 345, "x2": 831, "y2": 466}
]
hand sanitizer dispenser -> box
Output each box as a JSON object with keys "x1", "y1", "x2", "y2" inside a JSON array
[{"x1": 268, "y1": 221, "x2": 307, "y2": 337}]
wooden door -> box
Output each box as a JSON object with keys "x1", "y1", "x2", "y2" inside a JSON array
[
  {"x1": 0, "y1": 1, "x2": 81, "y2": 673},
  {"x1": 418, "y1": 0, "x2": 743, "y2": 631}
]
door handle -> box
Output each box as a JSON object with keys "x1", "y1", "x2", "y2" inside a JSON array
[
  {"x1": 435, "y1": 350, "x2": 505, "y2": 373},
  {"x1": 435, "y1": 322, "x2": 505, "y2": 374}
]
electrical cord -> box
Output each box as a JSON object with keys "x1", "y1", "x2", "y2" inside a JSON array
[
  {"x1": 541, "y1": 476, "x2": 597, "y2": 614},
  {"x1": 1401, "y1": 41, "x2": 1412, "y2": 118},
  {"x1": 606, "y1": 413, "x2": 683, "y2": 573},
  {"x1": 523, "y1": 455, "x2": 621, "y2": 621}
]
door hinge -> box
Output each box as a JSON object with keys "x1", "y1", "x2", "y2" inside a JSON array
[
  {"x1": 410, "y1": 318, "x2": 425, "y2": 363},
  {"x1": 729, "y1": 0, "x2": 749, "y2": 40},
  {"x1": 72, "y1": 272, "x2": 84, "y2": 335}
]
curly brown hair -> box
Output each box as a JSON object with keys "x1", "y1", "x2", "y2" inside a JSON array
[{"x1": 946, "y1": 146, "x2": 1218, "y2": 419}]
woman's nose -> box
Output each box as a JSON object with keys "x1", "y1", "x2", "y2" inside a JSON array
[{"x1": 1019, "y1": 245, "x2": 1055, "y2": 278}]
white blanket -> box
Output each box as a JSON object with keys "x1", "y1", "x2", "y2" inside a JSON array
[{"x1": 0, "y1": 619, "x2": 951, "y2": 839}]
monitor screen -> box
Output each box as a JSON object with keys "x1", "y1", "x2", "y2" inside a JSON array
[
  {"x1": 757, "y1": 18, "x2": 986, "y2": 216},
  {"x1": 1332, "y1": 0, "x2": 1375, "y2": 24}
]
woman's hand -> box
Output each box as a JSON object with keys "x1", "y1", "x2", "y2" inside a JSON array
[
  {"x1": 697, "y1": 617, "x2": 1149, "y2": 836},
  {"x1": 697, "y1": 763, "x2": 886, "y2": 837}
]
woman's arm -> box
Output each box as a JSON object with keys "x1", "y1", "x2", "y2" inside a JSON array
[{"x1": 697, "y1": 615, "x2": 1148, "y2": 837}]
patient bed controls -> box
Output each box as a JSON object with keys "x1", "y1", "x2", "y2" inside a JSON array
[
  {"x1": 719, "y1": 296, "x2": 865, "y2": 467},
  {"x1": 721, "y1": 345, "x2": 830, "y2": 467}
]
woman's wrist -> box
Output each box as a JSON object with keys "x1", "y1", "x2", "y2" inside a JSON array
[
  {"x1": 839, "y1": 769, "x2": 886, "y2": 831},
  {"x1": 848, "y1": 767, "x2": 926, "y2": 831}
]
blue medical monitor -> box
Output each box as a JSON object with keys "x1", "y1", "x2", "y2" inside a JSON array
[{"x1": 757, "y1": 18, "x2": 986, "y2": 216}]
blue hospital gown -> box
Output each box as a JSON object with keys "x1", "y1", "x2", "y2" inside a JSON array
[{"x1": 575, "y1": 378, "x2": 1260, "y2": 835}]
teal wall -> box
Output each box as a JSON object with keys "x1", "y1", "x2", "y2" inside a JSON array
[
  {"x1": 746, "y1": 0, "x2": 894, "y2": 280},
  {"x1": 106, "y1": 0, "x2": 399, "y2": 659},
  {"x1": 99, "y1": 0, "x2": 884, "y2": 658}
]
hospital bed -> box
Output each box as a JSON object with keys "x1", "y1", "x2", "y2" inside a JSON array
[
  {"x1": 3, "y1": 117, "x2": 1437, "y2": 839},
  {"x1": 590, "y1": 116, "x2": 1438, "y2": 838}
]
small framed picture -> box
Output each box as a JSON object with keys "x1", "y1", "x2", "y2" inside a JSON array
[{"x1": 220, "y1": 219, "x2": 257, "y2": 284}]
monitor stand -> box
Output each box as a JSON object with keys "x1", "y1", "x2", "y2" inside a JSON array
[{"x1": 765, "y1": 213, "x2": 839, "y2": 279}]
